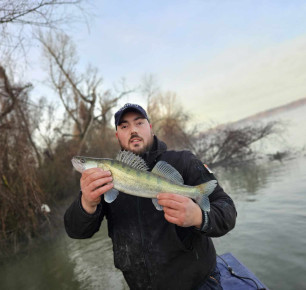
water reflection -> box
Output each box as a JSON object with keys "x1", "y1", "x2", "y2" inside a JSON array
[
  {"x1": 215, "y1": 160, "x2": 273, "y2": 199},
  {"x1": 0, "y1": 237, "x2": 82, "y2": 290},
  {"x1": 214, "y1": 156, "x2": 306, "y2": 290},
  {"x1": 66, "y1": 223, "x2": 128, "y2": 290}
]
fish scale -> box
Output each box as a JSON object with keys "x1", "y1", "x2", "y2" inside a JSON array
[{"x1": 71, "y1": 151, "x2": 217, "y2": 212}]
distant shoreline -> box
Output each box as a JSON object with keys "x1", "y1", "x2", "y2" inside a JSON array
[
  {"x1": 233, "y1": 97, "x2": 306, "y2": 124},
  {"x1": 210, "y1": 97, "x2": 306, "y2": 131}
]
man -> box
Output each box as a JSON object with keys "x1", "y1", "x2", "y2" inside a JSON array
[{"x1": 64, "y1": 103, "x2": 237, "y2": 290}]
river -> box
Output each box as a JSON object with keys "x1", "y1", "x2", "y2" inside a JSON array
[
  {"x1": 2, "y1": 104, "x2": 306, "y2": 290},
  {"x1": 1, "y1": 154, "x2": 306, "y2": 290}
]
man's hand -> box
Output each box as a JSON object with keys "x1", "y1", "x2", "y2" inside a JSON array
[
  {"x1": 80, "y1": 168, "x2": 113, "y2": 214},
  {"x1": 157, "y1": 193, "x2": 202, "y2": 228}
]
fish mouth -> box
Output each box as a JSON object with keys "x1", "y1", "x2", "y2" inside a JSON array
[{"x1": 71, "y1": 158, "x2": 85, "y2": 173}]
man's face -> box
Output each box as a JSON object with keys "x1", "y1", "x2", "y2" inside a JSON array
[{"x1": 115, "y1": 111, "x2": 154, "y2": 155}]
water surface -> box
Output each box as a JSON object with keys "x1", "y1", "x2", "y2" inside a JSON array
[
  {"x1": 1, "y1": 156, "x2": 305, "y2": 290},
  {"x1": 214, "y1": 156, "x2": 306, "y2": 290}
]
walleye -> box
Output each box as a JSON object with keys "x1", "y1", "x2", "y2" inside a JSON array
[{"x1": 72, "y1": 151, "x2": 217, "y2": 211}]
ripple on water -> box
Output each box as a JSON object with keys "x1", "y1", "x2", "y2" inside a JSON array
[
  {"x1": 214, "y1": 156, "x2": 306, "y2": 290},
  {"x1": 66, "y1": 225, "x2": 128, "y2": 290}
]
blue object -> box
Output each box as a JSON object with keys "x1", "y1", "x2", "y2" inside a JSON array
[
  {"x1": 217, "y1": 253, "x2": 268, "y2": 290},
  {"x1": 114, "y1": 103, "x2": 149, "y2": 128}
]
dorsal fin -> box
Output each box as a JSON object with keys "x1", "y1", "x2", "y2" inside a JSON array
[
  {"x1": 151, "y1": 161, "x2": 184, "y2": 185},
  {"x1": 116, "y1": 151, "x2": 148, "y2": 171}
]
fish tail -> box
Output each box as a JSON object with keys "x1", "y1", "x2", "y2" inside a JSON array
[{"x1": 195, "y1": 180, "x2": 217, "y2": 212}]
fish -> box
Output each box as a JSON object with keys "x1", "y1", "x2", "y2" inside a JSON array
[{"x1": 71, "y1": 151, "x2": 217, "y2": 211}]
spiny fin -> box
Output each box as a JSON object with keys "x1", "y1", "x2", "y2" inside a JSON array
[
  {"x1": 151, "y1": 161, "x2": 184, "y2": 185},
  {"x1": 152, "y1": 198, "x2": 163, "y2": 211},
  {"x1": 116, "y1": 151, "x2": 148, "y2": 171},
  {"x1": 104, "y1": 188, "x2": 119, "y2": 203}
]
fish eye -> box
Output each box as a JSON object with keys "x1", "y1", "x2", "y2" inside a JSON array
[{"x1": 80, "y1": 158, "x2": 85, "y2": 163}]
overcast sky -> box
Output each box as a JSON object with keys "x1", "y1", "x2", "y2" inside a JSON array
[{"x1": 29, "y1": 0, "x2": 306, "y2": 125}]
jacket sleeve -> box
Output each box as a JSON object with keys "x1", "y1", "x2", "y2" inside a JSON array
[
  {"x1": 183, "y1": 151, "x2": 237, "y2": 237},
  {"x1": 64, "y1": 192, "x2": 105, "y2": 239}
]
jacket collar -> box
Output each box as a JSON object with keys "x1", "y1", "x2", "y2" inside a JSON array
[{"x1": 141, "y1": 136, "x2": 167, "y2": 169}]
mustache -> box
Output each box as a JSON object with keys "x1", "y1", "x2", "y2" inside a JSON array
[{"x1": 129, "y1": 134, "x2": 142, "y2": 142}]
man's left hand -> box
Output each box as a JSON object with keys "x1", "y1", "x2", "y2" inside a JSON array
[{"x1": 157, "y1": 193, "x2": 202, "y2": 228}]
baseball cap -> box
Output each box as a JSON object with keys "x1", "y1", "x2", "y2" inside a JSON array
[{"x1": 114, "y1": 103, "x2": 149, "y2": 129}]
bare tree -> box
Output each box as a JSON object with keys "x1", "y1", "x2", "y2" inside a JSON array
[
  {"x1": 0, "y1": 65, "x2": 42, "y2": 165},
  {"x1": 39, "y1": 31, "x2": 134, "y2": 155},
  {"x1": 0, "y1": 66, "x2": 19, "y2": 124},
  {"x1": 192, "y1": 121, "x2": 281, "y2": 167},
  {"x1": 0, "y1": 1, "x2": 82, "y2": 26},
  {"x1": 95, "y1": 79, "x2": 134, "y2": 131},
  {"x1": 0, "y1": 0, "x2": 87, "y2": 61},
  {"x1": 141, "y1": 74, "x2": 160, "y2": 105},
  {"x1": 39, "y1": 32, "x2": 100, "y2": 154},
  {"x1": 147, "y1": 92, "x2": 194, "y2": 149},
  {"x1": 0, "y1": 66, "x2": 47, "y2": 253},
  {"x1": 141, "y1": 79, "x2": 281, "y2": 166}
]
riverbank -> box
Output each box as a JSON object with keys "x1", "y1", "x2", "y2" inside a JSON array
[{"x1": 0, "y1": 194, "x2": 76, "y2": 259}]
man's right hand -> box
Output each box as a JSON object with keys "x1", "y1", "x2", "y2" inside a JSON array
[{"x1": 80, "y1": 168, "x2": 113, "y2": 214}]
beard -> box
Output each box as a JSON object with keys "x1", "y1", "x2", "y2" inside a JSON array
[{"x1": 118, "y1": 135, "x2": 154, "y2": 155}]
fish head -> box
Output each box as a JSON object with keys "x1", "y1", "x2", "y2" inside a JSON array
[{"x1": 71, "y1": 156, "x2": 100, "y2": 173}]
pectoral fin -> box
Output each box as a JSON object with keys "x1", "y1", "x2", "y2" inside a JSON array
[
  {"x1": 104, "y1": 188, "x2": 119, "y2": 203},
  {"x1": 152, "y1": 198, "x2": 163, "y2": 211}
]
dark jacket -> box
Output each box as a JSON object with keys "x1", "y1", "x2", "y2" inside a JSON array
[{"x1": 64, "y1": 137, "x2": 237, "y2": 290}]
